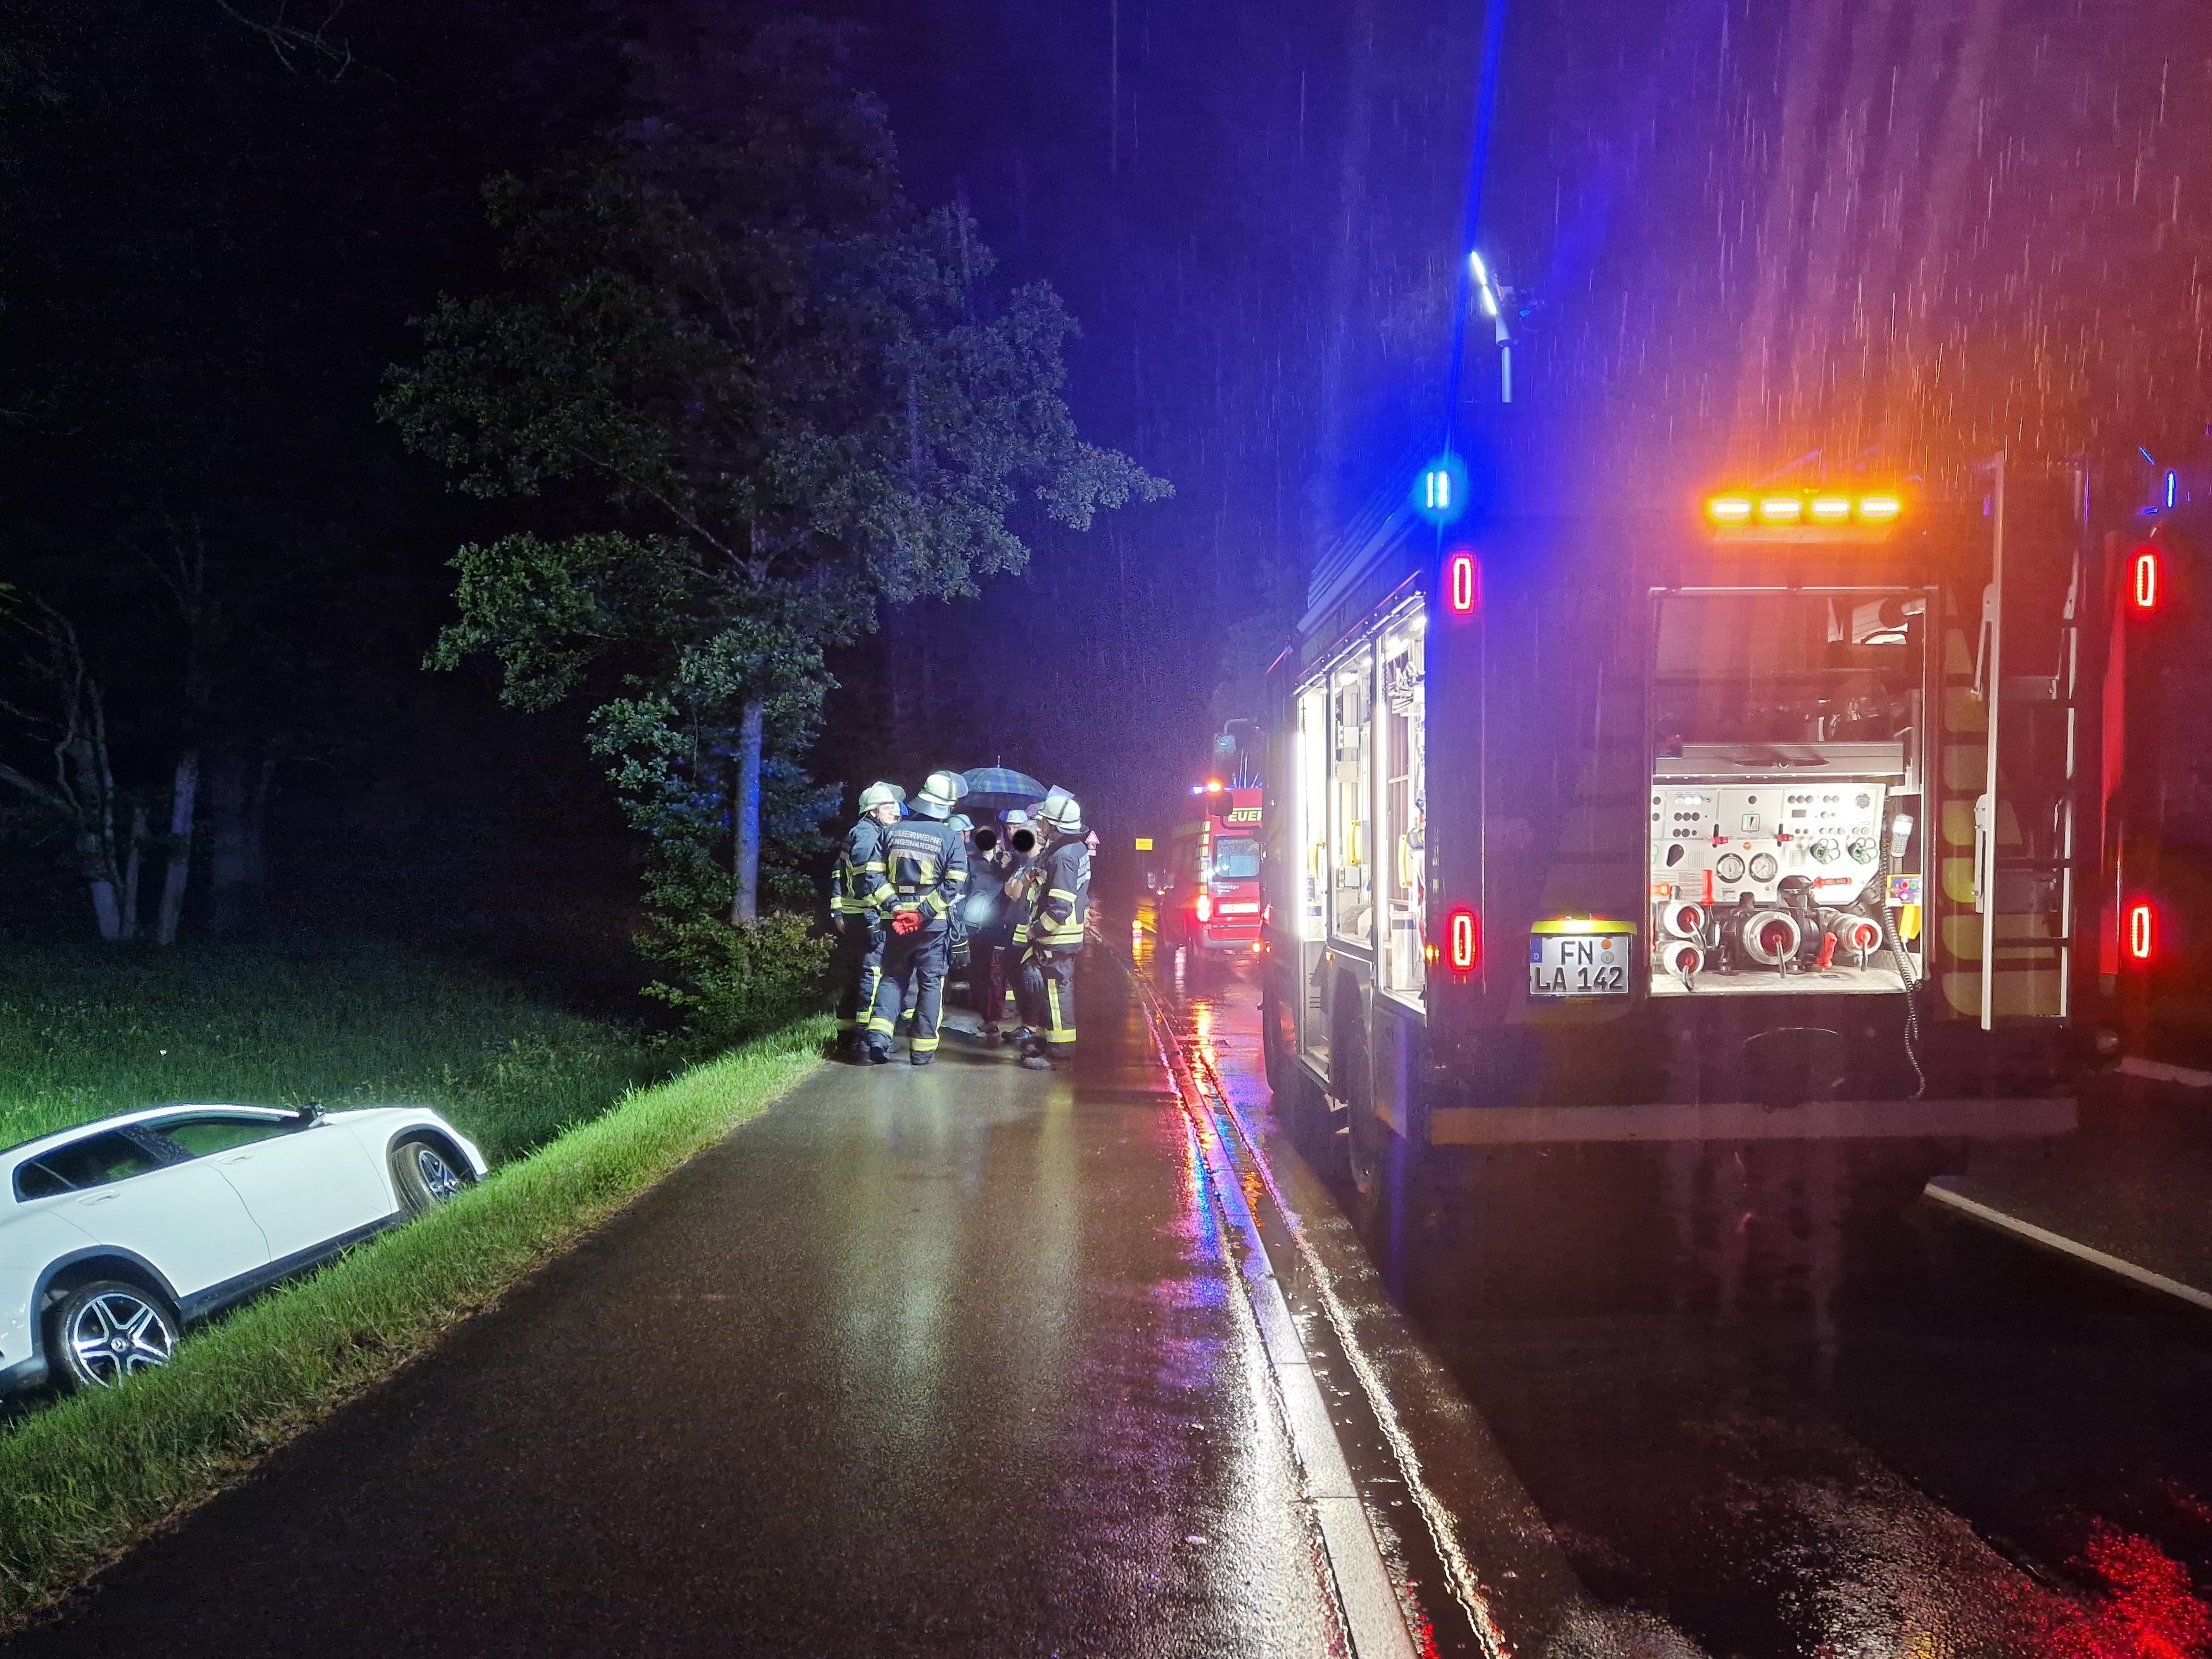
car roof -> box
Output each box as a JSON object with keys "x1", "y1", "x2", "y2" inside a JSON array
[{"x1": 0, "y1": 1103, "x2": 303, "y2": 1169}]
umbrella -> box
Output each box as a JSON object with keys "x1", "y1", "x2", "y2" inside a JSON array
[{"x1": 957, "y1": 766, "x2": 1048, "y2": 810}]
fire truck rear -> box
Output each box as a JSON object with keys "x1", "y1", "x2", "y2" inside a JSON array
[
  {"x1": 1157, "y1": 727, "x2": 1267, "y2": 955},
  {"x1": 1261, "y1": 464, "x2": 2133, "y2": 1185}
]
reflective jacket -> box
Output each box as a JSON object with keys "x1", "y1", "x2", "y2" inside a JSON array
[
  {"x1": 1024, "y1": 839, "x2": 1091, "y2": 954},
  {"x1": 833, "y1": 818, "x2": 887, "y2": 922},
  {"x1": 880, "y1": 817, "x2": 967, "y2": 932}
]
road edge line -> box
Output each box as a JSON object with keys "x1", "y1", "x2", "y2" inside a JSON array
[
  {"x1": 1923, "y1": 1178, "x2": 2212, "y2": 1312},
  {"x1": 2117, "y1": 1055, "x2": 2212, "y2": 1090},
  {"x1": 1128, "y1": 962, "x2": 1420, "y2": 1659}
]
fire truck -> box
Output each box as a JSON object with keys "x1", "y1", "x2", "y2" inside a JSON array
[
  {"x1": 1155, "y1": 724, "x2": 1267, "y2": 955},
  {"x1": 2106, "y1": 465, "x2": 2212, "y2": 1073},
  {"x1": 1259, "y1": 461, "x2": 2173, "y2": 1186}
]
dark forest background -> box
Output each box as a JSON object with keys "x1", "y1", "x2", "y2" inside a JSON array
[{"x1": 3, "y1": 0, "x2": 2203, "y2": 1003}]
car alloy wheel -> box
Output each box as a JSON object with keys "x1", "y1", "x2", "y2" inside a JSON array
[
  {"x1": 54, "y1": 1282, "x2": 177, "y2": 1390},
  {"x1": 390, "y1": 1137, "x2": 471, "y2": 1215}
]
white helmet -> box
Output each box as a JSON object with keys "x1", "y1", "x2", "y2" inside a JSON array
[
  {"x1": 1036, "y1": 792, "x2": 1084, "y2": 836},
  {"x1": 858, "y1": 781, "x2": 905, "y2": 814},
  {"x1": 913, "y1": 770, "x2": 967, "y2": 820}
]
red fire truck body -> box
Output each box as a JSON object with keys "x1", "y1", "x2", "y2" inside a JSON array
[{"x1": 1157, "y1": 787, "x2": 1266, "y2": 953}]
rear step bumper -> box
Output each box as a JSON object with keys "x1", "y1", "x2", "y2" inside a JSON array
[{"x1": 1420, "y1": 1096, "x2": 2076, "y2": 1145}]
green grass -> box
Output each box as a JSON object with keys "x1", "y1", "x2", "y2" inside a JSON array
[
  {"x1": 0, "y1": 1015, "x2": 829, "y2": 1627},
  {"x1": 0, "y1": 942, "x2": 659, "y2": 1162}
]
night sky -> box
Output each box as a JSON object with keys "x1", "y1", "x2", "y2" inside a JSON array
[{"x1": 1, "y1": 0, "x2": 2204, "y2": 981}]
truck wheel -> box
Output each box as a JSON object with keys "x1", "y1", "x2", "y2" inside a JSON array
[
  {"x1": 1330, "y1": 1001, "x2": 1383, "y2": 1198},
  {"x1": 1261, "y1": 986, "x2": 1289, "y2": 1093}
]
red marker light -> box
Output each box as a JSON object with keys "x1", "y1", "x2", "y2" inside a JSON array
[
  {"x1": 2131, "y1": 545, "x2": 2161, "y2": 613},
  {"x1": 2127, "y1": 901, "x2": 2155, "y2": 962},
  {"x1": 1195, "y1": 891, "x2": 1212, "y2": 923},
  {"x1": 1446, "y1": 551, "x2": 1480, "y2": 616},
  {"x1": 1447, "y1": 907, "x2": 1479, "y2": 972}
]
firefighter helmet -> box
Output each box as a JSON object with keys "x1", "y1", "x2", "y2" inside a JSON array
[
  {"x1": 858, "y1": 780, "x2": 905, "y2": 814},
  {"x1": 913, "y1": 770, "x2": 967, "y2": 819},
  {"x1": 1036, "y1": 792, "x2": 1084, "y2": 837}
]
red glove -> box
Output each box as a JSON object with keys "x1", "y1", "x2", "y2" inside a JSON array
[{"x1": 891, "y1": 910, "x2": 923, "y2": 935}]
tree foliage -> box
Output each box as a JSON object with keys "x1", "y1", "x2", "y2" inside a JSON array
[{"x1": 383, "y1": 19, "x2": 1165, "y2": 1037}]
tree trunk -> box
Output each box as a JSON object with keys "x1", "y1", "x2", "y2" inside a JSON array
[
  {"x1": 732, "y1": 697, "x2": 764, "y2": 925},
  {"x1": 246, "y1": 754, "x2": 274, "y2": 887},
  {"x1": 79, "y1": 826, "x2": 124, "y2": 941},
  {"x1": 208, "y1": 749, "x2": 274, "y2": 936},
  {"x1": 121, "y1": 804, "x2": 148, "y2": 941},
  {"x1": 156, "y1": 749, "x2": 199, "y2": 945},
  {"x1": 63, "y1": 730, "x2": 126, "y2": 942}
]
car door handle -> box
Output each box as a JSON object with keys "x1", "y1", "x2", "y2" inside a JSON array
[
  {"x1": 76, "y1": 1192, "x2": 117, "y2": 1207},
  {"x1": 220, "y1": 1154, "x2": 253, "y2": 1166}
]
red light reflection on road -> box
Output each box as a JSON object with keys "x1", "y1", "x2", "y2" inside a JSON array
[{"x1": 2021, "y1": 1525, "x2": 2212, "y2": 1658}]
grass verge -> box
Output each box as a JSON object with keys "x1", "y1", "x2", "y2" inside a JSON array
[
  {"x1": 0, "y1": 1015, "x2": 830, "y2": 1627},
  {"x1": 0, "y1": 942, "x2": 659, "y2": 1162}
]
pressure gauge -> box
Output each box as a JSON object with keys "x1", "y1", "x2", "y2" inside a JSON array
[
  {"x1": 1748, "y1": 852, "x2": 1779, "y2": 882},
  {"x1": 1715, "y1": 853, "x2": 1746, "y2": 882}
]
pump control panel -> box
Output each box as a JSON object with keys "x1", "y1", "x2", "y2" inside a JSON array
[
  {"x1": 1651, "y1": 782, "x2": 1886, "y2": 909},
  {"x1": 1648, "y1": 776, "x2": 1898, "y2": 993}
]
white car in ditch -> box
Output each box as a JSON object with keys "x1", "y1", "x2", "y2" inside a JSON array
[{"x1": 0, "y1": 1102, "x2": 486, "y2": 1394}]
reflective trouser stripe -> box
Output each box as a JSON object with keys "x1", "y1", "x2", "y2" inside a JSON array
[
  {"x1": 1044, "y1": 979, "x2": 1074, "y2": 1043},
  {"x1": 838, "y1": 938, "x2": 882, "y2": 1031},
  {"x1": 1019, "y1": 955, "x2": 1076, "y2": 1046},
  {"x1": 867, "y1": 931, "x2": 944, "y2": 1052}
]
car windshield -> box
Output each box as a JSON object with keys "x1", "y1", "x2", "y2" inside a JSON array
[{"x1": 1212, "y1": 839, "x2": 1261, "y2": 879}]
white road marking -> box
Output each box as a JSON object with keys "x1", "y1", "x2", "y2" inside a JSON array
[
  {"x1": 2118, "y1": 1055, "x2": 2212, "y2": 1089},
  {"x1": 1924, "y1": 1178, "x2": 2212, "y2": 1312},
  {"x1": 1138, "y1": 982, "x2": 1420, "y2": 1659}
]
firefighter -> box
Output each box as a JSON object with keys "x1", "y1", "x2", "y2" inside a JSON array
[
  {"x1": 833, "y1": 782, "x2": 903, "y2": 1054},
  {"x1": 861, "y1": 770, "x2": 969, "y2": 1065},
  {"x1": 1013, "y1": 792, "x2": 1090, "y2": 1071}
]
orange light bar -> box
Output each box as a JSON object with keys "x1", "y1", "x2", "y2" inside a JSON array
[{"x1": 1705, "y1": 485, "x2": 1909, "y2": 534}]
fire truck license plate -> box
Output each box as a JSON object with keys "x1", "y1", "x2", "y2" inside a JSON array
[{"x1": 1528, "y1": 933, "x2": 1630, "y2": 996}]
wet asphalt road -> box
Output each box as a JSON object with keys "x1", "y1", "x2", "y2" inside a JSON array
[
  {"x1": 15, "y1": 927, "x2": 2212, "y2": 1658},
  {"x1": 6, "y1": 959, "x2": 1342, "y2": 1658},
  {"x1": 1148, "y1": 936, "x2": 2212, "y2": 1658}
]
